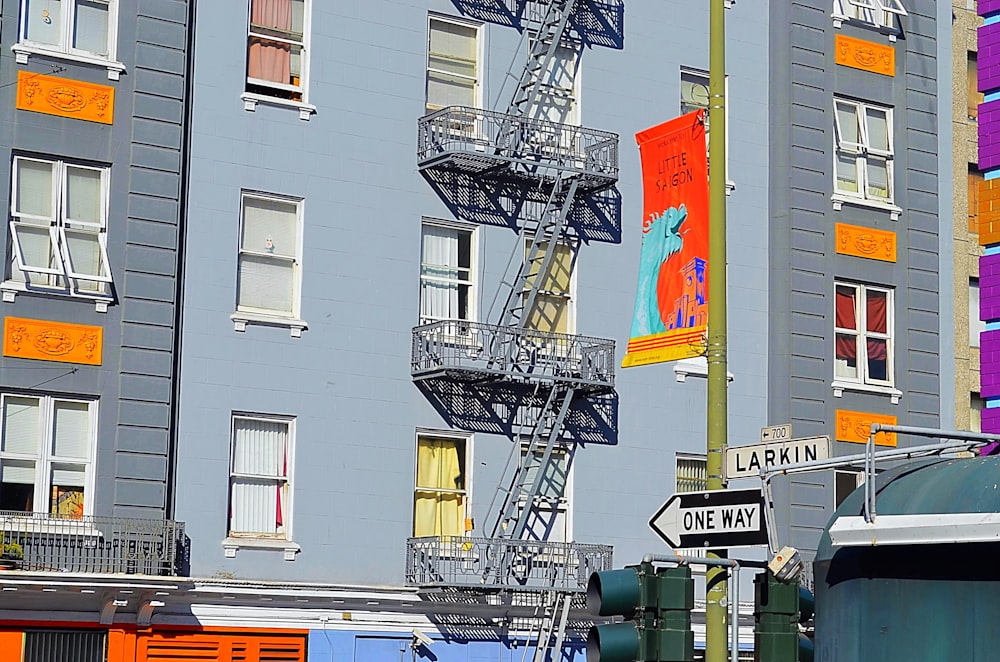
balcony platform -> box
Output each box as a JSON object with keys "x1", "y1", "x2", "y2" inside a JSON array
[
  {"x1": 411, "y1": 321, "x2": 615, "y2": 395},
  {"x1": 417, "y1": 107, "x2": 619, "y2": 195},
  {"x1": 448, "y1": 0, "x2": 625, "y2": 50}
]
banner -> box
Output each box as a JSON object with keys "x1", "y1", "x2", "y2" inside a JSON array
[{"x1": 623, "y1": 110, "x2": 709, "y2": 368}]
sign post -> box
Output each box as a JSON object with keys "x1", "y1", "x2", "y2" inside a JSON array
[{"x1": 649, "y1": 488, "x2": 768, "y2": 550}]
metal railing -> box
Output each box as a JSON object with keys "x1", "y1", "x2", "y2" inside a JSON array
[
  {"x1": 411, "y1": 320, "x2": 615, "y2": 391},
  {"x1": 406, "y1": 536, "x2": 613, "y2": 591},
  {"x1": 449, "y1": 0, "x2": 625, "y2": 49},
  {"x1": 0, "y1": 511, "x2": 186, "y2": 576},
  {"x1": 417, "y1": 106, "x2": 619, "y2": 190}
]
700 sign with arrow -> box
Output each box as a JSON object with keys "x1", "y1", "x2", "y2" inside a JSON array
[{"x1": 648, "y1": 488, "x2": 768, "y2": 549}]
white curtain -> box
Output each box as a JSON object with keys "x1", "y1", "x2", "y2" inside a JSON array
[
  {"x1": 231, "y1": 418, "x2": 287, "y2": 535},
  {"x1": 421, "y1": 226, "x2": 459, "y2": 321}
]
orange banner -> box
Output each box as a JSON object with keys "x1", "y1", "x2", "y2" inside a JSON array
[{"x1": 623, "y1": 111, "x2": 709, "y2": 367}]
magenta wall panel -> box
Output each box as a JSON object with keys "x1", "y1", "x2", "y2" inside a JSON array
[
  {"x1": 981, "y1": 25, "x2": 1000, "y2": 91},
  {"x1": 981, "y1": 0, "x2": 1000, "y2": 16},
  {"x1": 981, "y1": 330, "x2": 1000, "y2": 399}
]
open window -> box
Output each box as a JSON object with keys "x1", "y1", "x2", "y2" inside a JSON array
[
  {"x1": 413, "y1": 431, "x2": 469, "y2": 538},
  {"x1": 833, "y1": 98, "x2": 894, "y2": 207},
  {"x1": 15, "y1": 0, "x2": 124, "y2": 78},
  {"x1": 420, "y1": 220, "x2": 476, "y2": 327},
  {"x1": 833, "y1": 0, "x2": 905, "y2": 30}
]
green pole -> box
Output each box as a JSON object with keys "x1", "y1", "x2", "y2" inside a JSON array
[{"x1": 705, "y1": 0, "x2": 728, "y2": 661}]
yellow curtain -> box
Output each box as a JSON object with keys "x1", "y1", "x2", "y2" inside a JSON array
[
  {"x1": 524, "y1": 241, "x2": 573, "y2": 334},
  {"x1": 414, "y1": 438, "x2": 464, "y2": 537}
]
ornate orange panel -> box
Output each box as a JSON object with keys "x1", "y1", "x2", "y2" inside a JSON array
[
  {"x1": 835, "y1": 223, "x2": 896, "y2": 262},
  {"x1": 978, "y1": 179, "x2": 1000, "y2": 246},
  {"x1": 16, "y1": 71, "x2": 114, "y2": 124},
  {"x1": 835, "y1": 35, "x2": 895, "y2": 76},
  {"x1": 835, "y1": 409, "x2": 897, "y2": 447},
  {"x1": 3, "y1": 317, "x2": 103, "y2": 365}
]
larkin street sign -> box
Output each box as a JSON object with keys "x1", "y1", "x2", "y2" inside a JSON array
[
  {"x1": 725, "y1": 435, "x2": 832, "y2": 480},
  {"x1": 648, "y1": 488, "x2": 768, "y2": 549}
]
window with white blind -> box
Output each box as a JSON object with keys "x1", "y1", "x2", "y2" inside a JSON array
[
  {"x1": 833, "y1": 99, "x2": 894, "y2": 205},
  {"x1": 235, "y1": 192, "x2": 303, "y2": 327},
  {"x1": 245, "y1": 0, "x2": 310, "y2": 103},
  {"x1": 833, "y1": 0, "x2": 906, "y2": 29},
  {"x1": 413, "y1": 431, "x2": 469, "y2": 538},
  {"x1": 18, "y1": 0, "x2": 119, "y2": 62},
  {"x1": 228, "y1": 414, "x2": 294, "y2": 541},
  {"x1": 0, "y1": 394, "x2": 96, "y2": 518},
  {"x1": 426, "y1": 15, "x2": 481, "y2": 113},
  {"x1": 523, "y1": 239, "x2": 575, "y2": 335},
  {"x1": 5, "y1": 156, "x2": 112, "y2": 304},
  {"x1": 420, "y1": 220, "x2": 475, "y2": 326}
]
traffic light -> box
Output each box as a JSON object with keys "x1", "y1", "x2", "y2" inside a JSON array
[
  {"x1": 586, "y1": 562, "x2": 694, "y2": 662},
  {"x1": 754, "y1": 570, "x2": 814, "y2": 662}
]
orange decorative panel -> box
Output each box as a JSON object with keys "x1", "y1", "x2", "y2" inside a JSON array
[
  {"x1": 835, "y1": 223, "x2": 896, "y2": 262},
  {"x1": 835, "y1": 35, "x2": 895, "y2": 76},
  {"x1": 836, "y1": 409, "x2": 897, "y2": 447},
  {"x1": 978, "y1": 179, "x2": 1000, "y2": 246},
  {"x1": 3, "y1": 317, "x2": 103, "y2": 365},
  {"x1": 16, "y1": 71, "x2": 114, "y2": 124}
]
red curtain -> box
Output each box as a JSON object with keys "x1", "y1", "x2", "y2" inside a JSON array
[
  {"x1": 248, "y1": 0, "x2": 292, "y2": 84},
  {"x1": 835, "y1": 288, "x2": 857, "y2": 360}
]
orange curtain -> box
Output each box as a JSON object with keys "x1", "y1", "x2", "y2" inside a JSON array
[{"x1": 248, "y1": 0, "x2": 292, "y2": 84}]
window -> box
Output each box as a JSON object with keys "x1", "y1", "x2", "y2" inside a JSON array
[
  {"x1": 969, "y1": 53, "x2": 984, "y2": 121},
  {"x1": 519, "y1": 443, "x2": 571, "y2": 543},
  {"x1": 681, "y1": 69, "x2": 730, "y2": 190},
  {"x1": 245, "y1": 0, "x2": 309, "y2": 104},
  {"x1": 835, "y1": 282, "x2": 893, "y2": 387},
  {"x1": 971, "y1": 278, "x2": 985, "y2": 347},
  {"x1": 18, "y1": 0, "x2": 118, "y2": 62},
  {"x1": 971, "y1": 393, "x2": 985, "y2": 433},
  {"x1": 420, "y1": 220, "x2": 475, "y2": 325},
  {"x1": 528, "y1": 38, "x2": 580, "y2": 126},
  {"x1": 24, "y1": 630, "x2": 107, "y2": 662},
  {"x1": 523, "y1": 239, "x2": 575, "y2": 334},
  {"x1": 834, "y1": 469, "x2": 865, "y2": 508},
  {"x1": 834, "y1": 99, "x2": 894, "y2": 204},
  {"x1": 833, "y1": 0, "x2": 906, "y2": 29},
  {"x1": 426, "y1": 15, "x2": 480, "y2": 113},
  {"x1": 235, "y1": 192, "x2": 303, "y2": 324},
  {"x1": 228, "y1": 414, "x2": 294, "y2": 540},
  {"x1": 413, "y1": 432, "x2": 468, "y2": 538},
  {"x1": 970, "y1": 167, "x2": 984, "y2": 233},
  {"x1": 676, "y1": 452, "x2": 707, "y2": 494},
  {"x1": 5, "y1": 156, "x2": 112, "y2": 302},
  {"x1": 0, "y1": 394, "x2": 96, "y2": 518}
]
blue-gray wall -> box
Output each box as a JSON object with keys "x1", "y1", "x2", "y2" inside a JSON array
[
  {"x1": 0, "y1": 0, "x2": 190, "y2": 520},
  {"x1": 176, "y1": 0, "x2": 769, "y2": 585}
]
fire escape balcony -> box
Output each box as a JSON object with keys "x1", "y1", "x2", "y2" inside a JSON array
[
  {"x1": 450, "y1": 0, "x2": 625, "y2": 50},
  {"x1": 411, "y1": 320, "x2": 615, "y2": 394},
  {"x1": 0, "y1": 511, "x2": 187, "y2": 576},
  {"x1": 405, "y1": 535, "x2": 613, "y2": 592},
  {"x1": 417, "y1": 107, "x2": 619, "y2": 194}
]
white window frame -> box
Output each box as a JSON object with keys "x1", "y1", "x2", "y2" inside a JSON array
[
  {"x1": 413, "y1": 429, "x2": 472, "y2": 540},
  {"x1": 970, "y1": 278, "x2": 985, "y2": 348},
  {"x1": 674, "y1": 452, "x2": 707, "y2": 568},
  {"x1": 832, "y1": 281, "x2": 901, "y2": 403},
  {"x1": 419, "y1": 218, "x2": 478, "y2": 328},
  {"x1": 680, "y1": 67, "x2": 734, "y2": 194},
  {"x1": 0, "y1": 393, "x2": 98, "y2": 519},
  {"x1": 14, "y1": 0, "x2": 125, "y2": 80},
  {"x1": 223, "y1": 413, "x2": 299, "y2": 560},
  {"x1": 832, "y1": 0, "x2": 905, "y2": 35},
  {"x1": 241, "y1": 0, "x2": 316, "y2": 120},
  {"x1": 522, "y1": 236, "x2": 578, "y2": 337},
  {"x1": 425, "y1": 13, "x2": 483, "y2": 114},
  {"x1": 4, "y1": 156, "x2": 113, "y2": 311},
  {"x1": 517, "y1": 441, "x2": 573, "y2": 544},
  {"x1": 832, "y1": 98, "x2": 899, "y2": 218},
  {"x1": 231, "y1": 191, "x2": 307, "y2": 337}
]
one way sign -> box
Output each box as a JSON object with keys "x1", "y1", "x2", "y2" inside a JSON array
[{"x1": 649, "y1": 488, "x2": 768, "y2": 549}]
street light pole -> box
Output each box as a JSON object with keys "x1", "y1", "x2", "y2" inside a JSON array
[{"x1": 705, "y1": 0, "x2": 729, "y2": 660}]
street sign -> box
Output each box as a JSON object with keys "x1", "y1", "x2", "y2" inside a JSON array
[
  {"x1": 760, "y1": 424, "x2": 792, "y2": 442},
  {"x1": 725, "y1": 435, "x2": 832, "y2": 480},
  {"x1": 649, "y1": 488, "x2": 768, "y2": 549}
]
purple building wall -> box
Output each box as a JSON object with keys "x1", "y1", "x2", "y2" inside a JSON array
[{"x1": 980, "y1": 14, "x2": 1000, "y2": 438}]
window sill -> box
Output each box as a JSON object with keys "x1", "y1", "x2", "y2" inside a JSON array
[
  {"x1": 231, "y1": 311, "x2": 307, "y2": 337},
  {"x1": 12, "y1": 43, "x2": 126, "y2": 80},
  {"x1": 240, "y1": 93, "x2": 316, "y2": 121},
  {"x1": 832, "y1": 380, "x2": 901, "y2": 404},
  {"x1": 831, "y1": 194, "x2": 901, "y2": 221},
  {"x1": 223, "y1": 537, "x2": 299, "y2": 561},
  {"x1": 2, "y1": 282, "x2": 111, "y2": 312},
  {"x1": 674, "y1": 357, "x2": 734, "y2": 383},
  {"x1": 830, "y1": 14, "x2": 900, "y2": 42}
]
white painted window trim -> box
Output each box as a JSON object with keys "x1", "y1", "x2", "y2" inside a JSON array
[
  {"x1": 413, "y1": 428, "x2": 473, "y2": 540},
  {"x1": 673, "y1": 356, "x2": 734, "y2": 383},
  {"x1": 521, "y1": 235, "x2": 578, "y2": 336},
  {"x1": 14, "y1": 0, "x2": 123, "y2": 79},
  {"x1": 233, "y1": 191, "x2": 306, "y2": 336},
  {"x1": 420, "y1": 217, "x2": 479, "y2": 327},
  {"x1": 243, "y1": 0, "x2": 313, "y2": 118},
  {"x1": 426, "y1": 12, "x2": 484, "y2": 113},
  {"x1": 833, "y1": 98, "x2": 895, "y2": 211},
  {"x1": 4, "y1": 156, "x2": 114, "y2": 311},
  {"x1": 680, "y1": 67, "x2": 735, "y2": 195},
  {"x1": 517, "y1": 440, "x2": 573, "y2": 544},
  {"x1": 831, "y1": 0, "x2": 904, "y2": 40},
  {"x1": 0, "y1": 393, "x2": 98, "y2": 518},
  {"x1": 833, "y1": 281, "x2": 899, "y2": 402},
  {"x1": 225, "y1": 413, "x2": 298, "y2": 560}
]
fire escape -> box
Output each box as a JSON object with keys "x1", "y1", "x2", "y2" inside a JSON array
[{"x1": 407, "y1": 1, "x2": 624, "y2": 660}]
